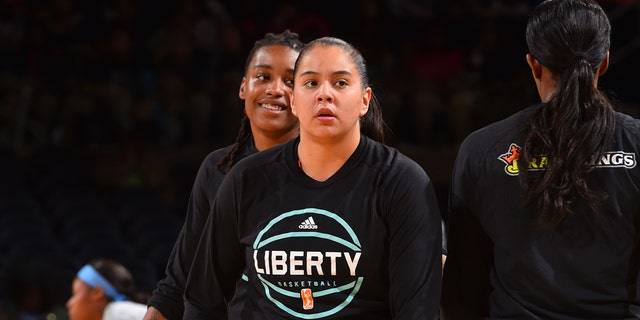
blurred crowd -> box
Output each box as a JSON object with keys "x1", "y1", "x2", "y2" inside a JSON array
[
  {"x1": 0, "y1": 0, "x2": 638, "y2": 319},
  {"x1": 1, "y1": 0, "x2": 638, "y2": 195}
]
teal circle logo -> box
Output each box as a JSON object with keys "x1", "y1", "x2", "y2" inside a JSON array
[{"x1": 253, "y1": 208, "x2": 363, "y2": 318}]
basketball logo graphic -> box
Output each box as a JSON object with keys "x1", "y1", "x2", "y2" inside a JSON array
[{"x1": 252, "y1": 208, "x2": 363, "y2": 318}]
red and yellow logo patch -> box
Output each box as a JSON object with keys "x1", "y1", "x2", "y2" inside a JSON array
[
  {"x1": 498, "y1": 143, "x2": 553, "y2": 176},
  {"x1": 498, "y1": 143, "x2": 522, "y2": 176}
]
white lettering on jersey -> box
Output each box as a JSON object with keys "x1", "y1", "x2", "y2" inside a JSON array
[
  {"x1": 253, "y1": 250, "x2": 361, "y2": 276},
  {"x1": 596, "y1": 151, "x2": 636, "y2": 168}
]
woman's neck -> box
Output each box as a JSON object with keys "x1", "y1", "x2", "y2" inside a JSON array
[
  {"x1": 253, "y1": 128, "x2": 300, "y2": 151},
  {"x1": 296, "y1": 132, "x2": 360, "y2": 182}
]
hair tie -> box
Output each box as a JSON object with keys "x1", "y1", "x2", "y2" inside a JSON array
[
  {"x1": 572, "y1": 52, "x2": 587, "y2": 64},
  {"x1": 77, "y1": 265, "x2": 129, "y2": 301}
]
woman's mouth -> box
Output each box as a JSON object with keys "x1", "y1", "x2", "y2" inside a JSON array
[{"x1": 260, "y1": 103, "x2": 285, "y2": 111}]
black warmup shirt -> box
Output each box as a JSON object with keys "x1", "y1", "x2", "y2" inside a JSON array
[
  {"x1": 442, "y1": 104, "x2": 640, "y2": 319},
  {"x1": 184, "y1": 135, "x2": 442, "y2": 319},
  {"x1": 147, "y1": 141, "x2": 257, "y2": 320}
]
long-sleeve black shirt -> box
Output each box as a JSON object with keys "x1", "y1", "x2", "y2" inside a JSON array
[
  {"x1": 184, "y1": 135, "x2": 442, "y2": 319},
  {"x1": 442, "y1": 105, "x2": 640, "y2": 319},
  {"x1": 147, "y1": 141, "x2": 257, "y2": 320}
]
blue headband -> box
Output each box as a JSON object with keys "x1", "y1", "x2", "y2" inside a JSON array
[{"x1": 77, "y1": 265, "x2": 128, "y2": 301}]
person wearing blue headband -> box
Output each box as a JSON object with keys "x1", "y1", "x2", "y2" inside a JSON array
[{"x1": 66, "y1": 258, "x2": 148, "y2": 320}]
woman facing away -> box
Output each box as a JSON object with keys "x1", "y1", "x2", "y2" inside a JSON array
[
  {"x1": 183, "y1": 36, "x2": 442, "y2": 319},
  {"x1": 66, "y1": 258, "x2": 148, "y2": 320},
  {"x1": 143, "y1": 30, "x2": 304, "y2": 320},
  {"x1": 441, "y1": 0, "x2": 640, "y2": 319}
]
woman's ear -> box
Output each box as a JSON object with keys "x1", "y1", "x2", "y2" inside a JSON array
[
  {"x1": 90, "y1": 286, "x2": 107, "y2": 301},
  {"x1": 289, "y1": 91, "x2": 297, "y2": 117},
  {"x1": 597, "y1": 51, "x2": 609, "y2": 76},
  {"x1": 238, "y1": 77, "x2": 247, "y2": 100},
  {"x1": 526, "y1": 53, "x2": 542, "y2": 80},
  {"x1": 360, "y1": 87, "x2": 372, "y2": 117}
]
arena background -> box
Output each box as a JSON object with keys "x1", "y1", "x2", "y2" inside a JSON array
[{"x1": 0, "y1": 0, "x2": 638, "y2": 318}]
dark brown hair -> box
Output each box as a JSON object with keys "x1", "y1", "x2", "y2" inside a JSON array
[
  {"x1": 90, "y1": 258, "x2": 148, "y2": 303},
  {"x1": 520, "y1": 0, "x2": 615, "y2": 226}
]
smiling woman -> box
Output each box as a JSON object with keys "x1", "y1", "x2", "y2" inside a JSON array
[
  {"x1": 183, "y1": 36, "x2": 443, "y2": 319},
  {"x1": 239, "y1": 42, "x2": 301, "y2": 151},
  {"x1": 143, "y1": 30, "x2": 305, "y2": 320}
]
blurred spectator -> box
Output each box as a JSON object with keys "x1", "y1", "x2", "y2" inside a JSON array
[{"x1": 66, "y1": 258, "x2": 148, "y2": 320}]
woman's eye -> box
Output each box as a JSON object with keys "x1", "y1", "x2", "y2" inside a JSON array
[
  {"x1": 335, "y1": 80, "x2": 348, "y2": 87},
  {"x1": 303, "y1": 80, "x2": 317, "y2": 87}
]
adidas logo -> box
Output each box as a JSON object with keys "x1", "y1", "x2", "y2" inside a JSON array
[{"x1": 298, "y1": 217, "x2": 318, "y2": 230}]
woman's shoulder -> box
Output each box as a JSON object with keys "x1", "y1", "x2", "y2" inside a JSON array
[
  {"x1": 615, "y1": 110, "x2": 640, "y2": 136},
  {"x1": 363, "y1": 137, "x2": 427, "y2": 176},
  {"x1": 226, "y1": 139, "x2": 292, "y2": 175},
  {"x1": 457, "y1": 105, "x2": 538, "y2": 155},
  {"x1": 205, "y1": 141, "x2": 257, "y2": 166},
  {"x1": 469, "y1": 105, "x2": 536, "y2": 140},
  {"x1": 197, "y1": 140, "x2": 260, "y2": 175}
]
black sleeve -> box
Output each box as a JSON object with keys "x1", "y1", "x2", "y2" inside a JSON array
[
  {"x1": 147, "y1": 154, "x2": 219, "y2": 319},
  {"x1": 386, "y1": 159, "x2": 443, "y2": 319},
  {"x1": 441, "y1": 143, "x2": 493, "y2": 320},
  {"x1": 440, "y1": 201, "x2": 493, "y2": 320},
  {"x1": 183, "y1": 169, "x2": 245, "y2": 319},
  {"x1": 146, "y1": 195, "x2": 205, "y2": 319}
]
